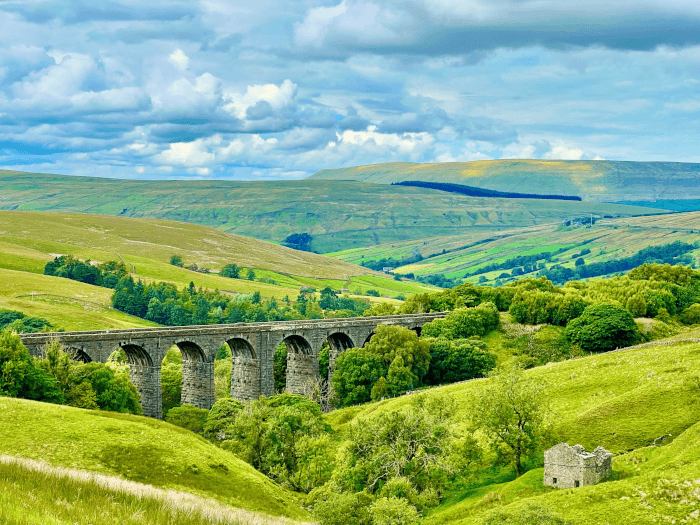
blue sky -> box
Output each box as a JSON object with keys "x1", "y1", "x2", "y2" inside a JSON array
[{"x1": 1, "y1": 0, "x2": 699, "y2": 179}]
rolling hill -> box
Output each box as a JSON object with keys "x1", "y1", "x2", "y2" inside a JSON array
[
  {"x1": 0, "y1": 170, "x2": 665, "y2": 253},
  {"x1": 325, "y1": 336, "x2": 700, "y2": 524},
  {"x1": 310, "y1": 160, "x2": 700, "y2": 203},
  {"x1": 0, "y1": 397, "x2": 308, "y2": 523},
  {"x1": 0, "y1": 211, "x2": 435, "y2": 330},
  {"x1": 330, "y1": 211, "x2": 700, "y2": 283}
]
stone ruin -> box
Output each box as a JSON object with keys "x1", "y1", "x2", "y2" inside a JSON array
[{"x1": 543, "y1": 443, "x2": 612, "y2": 489}]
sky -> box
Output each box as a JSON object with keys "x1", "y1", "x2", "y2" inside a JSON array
[{"x1": 1, "y1": 0, "x2": 699, "y2": 180}]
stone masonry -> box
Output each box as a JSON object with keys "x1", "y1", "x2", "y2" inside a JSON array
[
  {"x1": 544, "y1": 443, "x2": 613, "y2": 489},
  {"x1": 19, "y1": 313, "x2": 445, "y2": 419}
]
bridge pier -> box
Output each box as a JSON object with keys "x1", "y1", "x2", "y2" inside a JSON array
[
  {"x1": 231, "y1": 357, "x2": 261, "y2": 400},
  {"x1": 181, "y1": 360, "x2": 215, "y2": 409},
  {"x1": 130, "y1": 364, "x2": 162, "y2": 419},
  {"x1": 286, "y1": 352, "x2": 319, "y2": 394}
]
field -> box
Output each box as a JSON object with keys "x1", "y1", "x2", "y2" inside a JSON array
[
  {"x1": 325, "y1": 337, "x2": 700, "y2": 524},
  {"x1": 310, "y1": 160, "x2": 700, "y2": 203},
  {"x1": 330, "y1": 211, "x2": 700, "y2": 282},
  {"x1": 0, "y1": 170, "x2": 665, "y2": 253},
  {"x1": 0, "y1": 211, "x2": 436, "y2": 330},
  {"x1": 0, "y1": 398, "x2": 308, "y2": 523}
]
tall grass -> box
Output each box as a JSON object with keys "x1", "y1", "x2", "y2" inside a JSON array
[{"x1": 0, "y1": 455, "x2": 311, "y2": 525}]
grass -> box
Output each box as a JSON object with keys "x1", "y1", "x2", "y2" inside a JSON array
[
  {"x1": 310, "y1": 160, "x2": 700, "y2": 203},
  {"x1": 0, "y1": 170, "x2": 665, "y2": 254},
  {"x1": 324, "y1": 337, "x2": 700, "y2": 524},
  {"x1": 331, "y1": 212, "x2": 700, "y2": 281},
  {"x1": 0, "y1": 397, "x2": 308, "y2": 520},
  {"x1": 0, "y1": 456, "x2": 306, "y2": 525}
]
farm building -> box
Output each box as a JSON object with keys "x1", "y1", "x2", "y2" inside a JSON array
[{"x1": 543, "y1": 443, "x2": 612, "y2": 489}]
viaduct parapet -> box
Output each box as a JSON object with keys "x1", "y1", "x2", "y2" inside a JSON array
[{"x1": 19, "y1": 313, "x2": 446, "y2": 419}]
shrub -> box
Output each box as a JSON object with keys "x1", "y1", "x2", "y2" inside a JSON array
[
  {"x1": 566, "y1": 303, "x2": 639, "y2": 352},
  {"x1": 165, "y1": 404, "x2": 210, "y2": 434},
  {"x1": 681, "y1": 304, "x2": 700, "y2": 325},
  {"x1": 424, "y1": 337, "x2": 496, "y2": 385},
  {"x1": 331, "y1": 349, "x2": 387, "y2": 407}
]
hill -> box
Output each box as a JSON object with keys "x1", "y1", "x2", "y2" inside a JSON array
[
  {"x1": 0, "y1": 170, "x2": 665, "y2": 253},
  {"x1": 330, "y1": 211, "x2": 700, "y2": 284},
  {"x1": 0, "y1": 397, "x2": 308, "y2": 522},
  {"x1": 310, "y1": 160, "x2": 700, "y2": 203},
  {"x1": 0, "y1": 211, "x2": 436, "y2": 330},
  {"x1": 325, "y1": 337, "x2": 700, "y2": 524}
]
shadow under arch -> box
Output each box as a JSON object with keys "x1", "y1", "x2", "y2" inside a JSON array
[
  {"x1": 119, "y1": 343, "x2": 153, "y2": 367},
  {"x1": 175, "y1": 341, "x2": 207, "y2": 362},
  {"x1": 324, "y1": 332, "x2": 355, "y2": 353},
  {"x1": 280, "y1": 334, "x2": 313, "y2": 356},
  {"x1": 227, "y1": 337, "x2": 256, "y2": 359},
  {"x1": 363, "y1": 332, "x2": 376, "y2": 346},
  {"x1": 67, "y1": 347, "x2": 93, "y2": 363}
]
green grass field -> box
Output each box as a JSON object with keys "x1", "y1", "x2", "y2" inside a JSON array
[
  {"x1": 331, "y1": 211, "x2": 700, "y2": 282},
  {"x1": 0, "y1": 398, "x2": 308, "y2": 521},
  {"x1": 0, "y1": 211, "x2": 435, "y2": 330},
  {"x1": 324, "y1": 337, "x2": 700, "y2": 524},
  {"x1": 310, "y1": 159, "x2": 700, "y2": 203},
  {"x1": 0, "y1": 170, "x2": 664, "y2": 253}
]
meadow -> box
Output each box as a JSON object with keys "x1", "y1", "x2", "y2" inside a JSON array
[
  {"x1": 0, "y1": 170, "x2": 663, "y2": 253},
  {"x1": 331, "y1": 211, "x2": 700, "y2": 282}
]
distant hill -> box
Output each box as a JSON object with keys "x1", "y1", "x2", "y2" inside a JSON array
[
  {"x1": 310, "y1": 160, "x2": 700, "y2": 202},
  {"x1": 0, "y1": 170, "x2": 666, "y2": 253}
]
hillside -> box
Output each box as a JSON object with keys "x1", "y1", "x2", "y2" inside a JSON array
[
  {"x1": 330, "y1": 211, "x2": 700, "y2": 283},
  {"x1": 0, "y1": 170, "x2": 664, "y2": 253},
  {"x1": 325, "y1": 337, "x2": 700, "y2": 524},
  {"x1": 310, "y1": 160, "x2": 700, "y2": 203},
  {"x1": 0, "y1": 397, "x2": 308, "y2": 521},
  {"x1": 0, "y1": 211, "x2": 438, "y2": 330}
]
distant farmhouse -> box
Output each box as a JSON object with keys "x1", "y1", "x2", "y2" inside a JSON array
[{"x1": 543, "y1": 443, "x2": 612, "y2": 489}]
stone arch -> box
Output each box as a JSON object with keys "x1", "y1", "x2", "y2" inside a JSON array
[
  {"x1": 280, "y1": 334, "x2": 313, "y2": 356},
  {"x1": 323, "y1": 332, "x2": 356, "y2": 382},
  {"x1": 227, "y1": 337, "x2": 260, "y2": 402},
  {"x1": 116, "y1": 343, "x2": 160, "y2": 419},
  {"x1": 410, "y1": 326, "x2": 422, "y2": 337},
  {"x1": 175, "y1": 341, "x2": 207, "y2": 362},
  {"x1": 120, "y1": 343, "x2": 153, "y2": 367},
  {"x1": 227, "y1": 337, "x2": 256, "y2": 359},
  {"x1": 67, "y1": 347, "x2": 93, "y2": 363},
  {"x1": 363, "y1": 331, "x2": 376, "y2": 346}
]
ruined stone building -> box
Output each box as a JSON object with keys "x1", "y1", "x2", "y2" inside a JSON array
[{"x1": 543, "y1": 443, "x2": 612, "y2": 488}]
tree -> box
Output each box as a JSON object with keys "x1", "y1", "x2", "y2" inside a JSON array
[
  {"x1": 247, "y1": 269, "x2": 256, "y2": 281},
  {"x1": 369, "y1": 497, "x2": 420, "y2": 525},
  {"x1": 166, "y1": 404, "x2": 210, "y2": 434},
  {"x1": 566, "y1": 303, "x2": 639, "y2": 352},
  {"x1": 681, "y1": 304, "x2": 700, "y2": 325},
  {"x1": 473, "y1": 366, "x2": 550, "y2": 477},
  {"x1": 364, "y1": 325, "x2": 430, "y2": 385},
  {"x1": 575, "y1": 257, "x2": 585, "y2": 267},
  {"x1": 424, "y1": 337, "x2": 496, "y2": 385},
  {"x1": 331, "y1": 349, "x2": 387, "y2": 407},
  {"x1": 170, "y1": 255, "x2": 184, "y2": 267},
  {"x1": 69, "y1": 362, "x2": 141, "y2": 414},
  {"x1": 220, "y1": 264, "x2": 240, "y2": 278}
]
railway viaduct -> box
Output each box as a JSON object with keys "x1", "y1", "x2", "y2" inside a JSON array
[{"x1": 19, "y1": 313, "x2": 446, "y2": 419}]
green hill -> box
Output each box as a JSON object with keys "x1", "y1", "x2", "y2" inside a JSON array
[
  {"x1": 310, "y1": 160, "x2": 700, "y2": 203},
  {"x1": 325, "y1": 337, "x2": 700, "y2": 524},
  {"x1": 330, "y1": 211, "x2": 700, "y2": 283},
  {"x1": 0, "y1": 397, "x2": 308, "y2": 522},
  {"x1": 0, "y1": 170, "x2": 664, "y2": 253}
]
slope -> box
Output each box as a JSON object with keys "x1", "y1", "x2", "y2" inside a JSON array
[
  {"x1": 324, "y1": 337, "x2": 700, "y2": 524},
  {"x1": 0, "y1": 170, "x2": 665, "y2": 253},
  {"x1": 0, "y1": 397, "x2": 308, "y2": 520},
  {"x1": 330, "y1": 211, "x2": 700, "y2": 282},
  {"x1": 310, "y1": 160, "x2": 700, "y2": 203}
]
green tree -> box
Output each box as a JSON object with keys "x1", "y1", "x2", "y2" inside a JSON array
[
  {"x1": 170, "y1": 255, "x2": 184, "y2": 267},
  {"x1": 364, "y1": 325, "x2": 430, "y2": 385},
  {"x1": 473, "y1": 366, "x2": 550, "y2": 477},
  {"x1": 247, "y1": 269, "x2": 256, "y2": 281},
  {"x1": 203, "y1": 398, "x2": 244, "y2": 440},
  {"x1": 566, "y1": 303, "x2": 639, "y2": 352},
  {"x1": 370, "y1": 497, "x2": 420, "y2": 525},
  {"x1": 626, "y1": 293, "x2": 647, "y2": 317},
  {"x1": 681, "y1": 304, "x2": 700, "y2": 325},
  {"x1": 331, "y1": 349, "x2": 387, "y2": 407},
  {"x1": 424, "y1": 337, "x2": 496, "y2": 385},
  {"x1": 220, "y1": 264, "x2": 240, "y2": 278},
  {"x1": 69, "y1": 362, "x2": 141, "y2": 415}
]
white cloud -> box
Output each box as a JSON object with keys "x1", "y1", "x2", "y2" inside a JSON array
[
  {"x1": 156, "y1": 138, "x2": 217, "y2": 166},
  {"x1": 543, "y1": 141, "x2": 584, "y2": 161},
  {"x1": 168, "y1": 49, "x2": 190, "y2": 71},
  {"x1": 222, "y1": 79, "x2": 296, "y2": 120}
]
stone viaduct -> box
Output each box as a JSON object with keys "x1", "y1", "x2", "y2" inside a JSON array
[{"x1": 19, "y1": 313, "x2": 446, "y2": 419}]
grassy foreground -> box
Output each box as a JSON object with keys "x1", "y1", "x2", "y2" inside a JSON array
[
  {"x1": 0, "y1": 456, "x2": 305, "y2": 525},
  {"x1": 0, "y1": 398, "x2": 308, "y2": 520},
  {"x1": 325, "y1": 338, "x2": 700, "y2": 524}
]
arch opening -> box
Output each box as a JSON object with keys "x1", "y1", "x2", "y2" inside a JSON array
[
  {"x1": 363, "y1": 332, "x2": 376, "y2": 346},
  {"x1": 68, "y1": 348, "x2": 92, "y2": 363},
  {"x1": 227, "y1": 338, "x2": 256, "y2": 359},
  {"x1": 281, "y1": 334, "x2": 313, "y2": 356},
  {"x1": 325, "y1": 332, "x2": 355, "y2": 354},
  {"x1": 175, "y1": 341, "x2": 206, "y2": 362},
  {"x1": 119, "y1": 344, "x2": 153, "y2": 367}
]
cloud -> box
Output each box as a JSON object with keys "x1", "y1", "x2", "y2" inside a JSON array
[
  {"x1": 168, "y1": 49, "x2": 190, "y2": 71},
  {"x1": 223, "y1": 79, "x2": 297, "y2": 120},
  {"x1": 294, "y1": 0, "x2": 700, "y2": 58}
]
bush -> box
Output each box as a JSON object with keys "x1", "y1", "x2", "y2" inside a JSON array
[
  {"x1": 424, "y1": 337, "x2": 496, "y2": 385},
  {"x1": 331, "y1": 349, "x2": 387, "y2": 407},
  {"x1": 422, "y1": 302, "x2": 499, "y2": 339},
  {"x1": 203, "y1": 398, "x2": 244, "y2": 440},
  {"x1": 370, "y1": 497, "x2": 420, "y2": 525},
  {"x1": 481, "y1": 503, "x2": 574, "y2": 525},
  {"x1": 69, "y1": 362, "x2": 141, "y2": 414},
  {"x1": 566, "y1": 303, "x2": 639, "y2": 352},
  {"x1": 165, "y1": 404, "x2": 210, "y2": 433},
  {"x1": 681, "y1": 304, "x2": 700, "y2": 325},
  {"x1": 220, "y1": 264, "x2": 240, "y2": 278}
]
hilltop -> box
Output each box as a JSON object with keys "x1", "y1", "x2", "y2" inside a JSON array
[
  {"x1": 310, "y1": 160, "x2": 700, "y2": 203},
  {"x1": 0, "y1": 170, "x2": 664, "y2": 253}
]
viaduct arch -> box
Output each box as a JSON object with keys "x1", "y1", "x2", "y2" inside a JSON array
[{"x1": 20, "y1": 313, "x2": 446, "y2": 419}]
